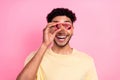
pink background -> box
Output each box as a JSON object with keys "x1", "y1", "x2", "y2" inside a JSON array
[{"x1": 0, "y1": 0, "x2": 120, "y2": 80}]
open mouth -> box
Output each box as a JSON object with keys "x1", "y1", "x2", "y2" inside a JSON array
[{"x1": 56, "y1": 35, "x2": 67, "y2": 42}]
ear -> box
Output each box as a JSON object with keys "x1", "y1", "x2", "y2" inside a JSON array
[
  {"x1": 72, "y1": 25, "x2": 74, "y2": 30},
  {"x1": 71, "y1": 26, "x2": 74, "y2": 34}
]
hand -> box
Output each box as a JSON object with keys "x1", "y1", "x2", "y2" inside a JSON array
[{"x1": 42, "y1": 22, "x2": 61, "y2": 47}]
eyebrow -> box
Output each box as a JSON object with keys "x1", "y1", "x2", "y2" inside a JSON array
[
  {"x1": 52, "y1": 20, "x2": 58, "y2": 22},
  {"x1": 52, "y1": 20, "x2": 72, "y2": 23},
  {"x1": 64, "y1": 20, "x2": 71, "y2": 23}
]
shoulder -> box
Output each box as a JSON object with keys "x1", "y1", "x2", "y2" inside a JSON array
[
  {"x1": 73, "y1": 49, "x2": 96, "y2": 68},
  {"x1": 24, "y1": 51, "x2": 36, "y2": 66},
  {"x1": 73, "y1": 48, "x2": 94, "y2": 62},
  {"x1": 24, "y1": 48, "x2": 50, "y2": 66}
]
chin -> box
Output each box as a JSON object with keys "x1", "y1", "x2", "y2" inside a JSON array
[
  {"x1": 54, "y1": 41, "x2": 69, "y2": 47},
  {"x1": 57, "y1": 44, "x2": 67, "y2": 47}
]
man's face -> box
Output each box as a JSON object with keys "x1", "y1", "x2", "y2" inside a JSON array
[{"x1": 51, "y1": 16, "x2": 74, "y2": 47}]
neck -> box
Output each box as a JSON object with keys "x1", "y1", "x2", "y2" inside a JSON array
[{"x1": 51, "y1": 44, "x2": 73, "y2": 55}]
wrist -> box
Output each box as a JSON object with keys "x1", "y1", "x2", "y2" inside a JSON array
[
  {"x1": 42, "y1": 42, "x2": 50, "y2": 48},
  {"x1": 41, "y1": 43, "x2": 49, "y2": 49},
  {"x1": 37, "y1": 43, "x2": 48, "y2": 56}
]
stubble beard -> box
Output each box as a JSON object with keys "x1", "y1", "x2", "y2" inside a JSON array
[{"x1": 54, "y1": 35, "x2": 72, "y2": 47}]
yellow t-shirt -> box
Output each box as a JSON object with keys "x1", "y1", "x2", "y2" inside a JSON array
[{"x1": 25, "y1": 48, "x2": 98, "y2": 80}]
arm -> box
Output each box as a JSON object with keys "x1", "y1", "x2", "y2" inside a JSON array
[{"x1": 16, "y1": 22, "x2": 60, "y2": 80}]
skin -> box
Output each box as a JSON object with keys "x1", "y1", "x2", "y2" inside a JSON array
[
  {"x1": 51, "y1": 16, "x2": 74, "y2": 54},
  {"x1": 16, "y1": 16, "x2": 74, "y2": 80}
]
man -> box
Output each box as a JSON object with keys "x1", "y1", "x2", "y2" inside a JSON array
[{"x1": 17, "y1": 8, "x2": 98, "y2": 80}]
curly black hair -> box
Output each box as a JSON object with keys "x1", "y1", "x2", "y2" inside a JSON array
[{"x1": 46, "y1": 8, "x2": 76, "y2": 23}]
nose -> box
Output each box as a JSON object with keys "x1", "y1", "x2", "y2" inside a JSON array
[
  {"x1": 55, "y1": 24, "x2": 66, "y2": 34},
  {"x1": 57, "y1": 24, "x2": 66, "y2": 30}
]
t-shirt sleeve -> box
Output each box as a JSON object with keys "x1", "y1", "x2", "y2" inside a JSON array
[
  {"x1": 24, "y1": 51, "x2": 45, "y2": 80},
  {"x1": 24, "y1": 51, "x2": 36, "y2": 66},
  {"x1": 84, "y1": 59, "x2": 98, "y2": 80}
]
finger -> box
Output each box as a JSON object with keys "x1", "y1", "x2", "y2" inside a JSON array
[
  {"x1": 45, "y1": 22, "x2": 58, "y2": 34},
  {"x1": 52, "y1": 28, "x2": 61, "y2": 37},
  {"x1": 46, "y1": 22, "x2": 58, "y2": 29}
]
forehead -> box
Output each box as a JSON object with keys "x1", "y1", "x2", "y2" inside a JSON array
[{"x1": 51, "y1": 16, "x2": 72, "y2": 23}]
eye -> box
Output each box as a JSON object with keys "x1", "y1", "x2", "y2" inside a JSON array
[
  {"x1": 63, "y1": 24, "x2": 72, "y2": 30},
  {"x1": 67, "y1": 26, "x2": 71, "y2": 30},
  {"x1": 55, "y1": 24, "x2": 61, "y2": 29}
]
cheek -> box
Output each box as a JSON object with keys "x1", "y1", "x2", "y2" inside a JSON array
[{"x1": 67, "y1": 30, "x2": 73, "y2": 35}]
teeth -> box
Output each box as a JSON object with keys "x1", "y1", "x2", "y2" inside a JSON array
[{"x1": 57, "y1": 36, "x2": 66, "y2": 38}]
